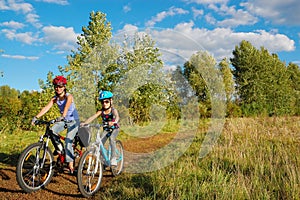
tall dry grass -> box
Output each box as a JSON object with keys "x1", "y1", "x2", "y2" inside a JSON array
[
  {"x1": 98, "y1": 117, "x2": 300, "y2": 199},
  {"x1": 1, "y1": 117, "x2": 299, "y2": 199}
]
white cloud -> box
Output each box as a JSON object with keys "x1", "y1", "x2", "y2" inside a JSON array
[
  {"x1": 241, "y1": 0, "x2": 300, "y2": 25},
  {"x1": 35, "y1": 0, "x2": 69, "y2": 5},
  {"x1": 216, "y1": 8, "x2": 258, "y2": 27},
  {"x1": 1, "y1": 29, "x2": 38, "y2": 44},
  {"x1": 0, "y1": 0, "x2": 42, "y2": 29},
  {"x1": 0, "y1": 0, "x2": 9, "y2": 10},
  {"x1": 117, "y1": 22, "x2": 295, "y2": 65},
  {"x1": 145, "y1": 6, "x2": 189, "y2": 27},
  {"x1": 1, "y1": 53, "x2": 39, "y2": 60},
  {"x1": 0, "y1": 0, "x2": 33, "y2": 13},
  {"x1": 123, "y1": 4, "x2": 131, "y2": 13},
  {"x1": 191, "y1": 7, "x2": 204, "y2": 19},
  {"x1": 204, "y1": 13, "x2": 217, "y2": 25},
  {"x1": 42, "y1": 25, "x2": 78, "y2": 51},
  {"x1": 184, "y1": 0, "x2": 228, "y2": 4},
  {"x1": 0, "y1": 20, "x2": 25, "y2": 29},
  {"x1": 26, "y1": 13, "x2": 42, "y2": 28},
  {"x1": 203, "y1": 3, "x2": 258, "y2": 27}
]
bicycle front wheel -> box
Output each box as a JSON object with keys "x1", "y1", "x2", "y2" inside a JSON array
[
  {"x1": 16, "y1": 142, "x2": 54, "y2": 193},
  {"x1": 77, "y1": 149, "x2": 103, "y2": 198},
  {"x1": 111, "y1": 140, "x2": 124, "y2": 176}
]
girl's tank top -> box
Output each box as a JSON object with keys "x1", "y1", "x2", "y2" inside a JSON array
[{"x1": 101, "y1": 108, "x2": 119, "y2": 129}]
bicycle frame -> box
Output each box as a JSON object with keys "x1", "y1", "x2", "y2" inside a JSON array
[
  {"x1": 17, "y1": 119, "x2": 86, "y2": 193},
  {"x1": 86, "y1": 124, "x2": 119, "y2": 167},
  {"x1": 36, "y1": 119, "x2": 83, "y2": 167},
  {"x1": 76, "y1": 123, "x2": 124, "y2": 197}
]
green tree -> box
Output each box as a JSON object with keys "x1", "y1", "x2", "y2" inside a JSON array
[
  {"x1": 287, "y1": 63, "x2": 300, "y2": 115},
  {"x1": 37, "y1": 71, "x2": 61, "y2": 120},
  {"x1": 182, "y1": 51, "x2": 221, "y2": 118},
  {"x1": 231, "y1": 40, "x2": 293, "y2": 116},
  {"x1": 0, "y1": 85, "x2": 22, "y2": 132},
  {"x1": 230, "y1": 40, "x2": 263, "y2": 115},
  {"x1": 218, "y1": 58, "x2": 241, "y2": 117},
  {"x1": 116, "y1": 33, "x2": 166, "y2": 124},
  {"x1": 59, "y1": 11, "x2": 117, "y2": 119},
  {"x1": 18, "y1": 90, "x2": 41, "y2": 130}
]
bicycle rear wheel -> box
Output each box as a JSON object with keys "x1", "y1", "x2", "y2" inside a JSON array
[
  {"x1": 77, "y1": 149, "x2": 103, "y2": 198},
  {"x1": 16, "y1": 142, "x2": 54, "y2": 193},
  {"x1": 111, "y1": 140, "x2": 124, "y2": 176}
]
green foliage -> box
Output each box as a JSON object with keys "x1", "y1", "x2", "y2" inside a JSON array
[
  {"x1": 231, "y1": 40, "x2": 294, "y2": 116},
  {"x1": 287, "y1": 63, "x2": 300, "y2": 115},
  {"x1": 182, "y1": 51, "x2": 226, "y2": 118},
  {"x1": 115, "y1": 33, "x2": 168, "y2": 124},
  {"x1": 58, "y1": 11, "x2": 118, "y2": 119},
  {"x1": 18, "y1": 90, "x2": 41, "y2": 130},
  {"x1": 0, "y1": 86, "x2": 22, "y2": 133},
  {"x1": 1, "y1": 12, "x2": 300, "y2": 134}
]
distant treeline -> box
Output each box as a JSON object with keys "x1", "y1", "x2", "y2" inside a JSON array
[{"x1": 0, "y1": 11, "x2": 299, "y2": 133}]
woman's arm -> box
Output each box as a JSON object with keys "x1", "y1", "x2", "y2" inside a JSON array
[{"x1": 36, "y1": 97, "x2": 55, "y2": 118}]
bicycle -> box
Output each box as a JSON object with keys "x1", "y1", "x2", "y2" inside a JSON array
[
  {"x1": 76, "y1": 123, "x2": 124, "y2": 198},
  {"x1": 16, "y1": 119, "x2": 88, "y2": 193}
]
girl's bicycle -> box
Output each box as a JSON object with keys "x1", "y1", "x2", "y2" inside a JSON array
[
  {"x1": 16, "y1": 119, "x2": 88, "y2": 193},
  {"x1": 76, "y1": 123, "x2": 124, "y2": 198}
]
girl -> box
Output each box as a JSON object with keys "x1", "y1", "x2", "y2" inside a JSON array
[{"x1": 82, "y1": 90, "x2": 120, "y2": 166}]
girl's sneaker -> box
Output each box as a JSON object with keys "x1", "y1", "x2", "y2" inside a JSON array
[{"x1": 111, "y1": 157, "x2": 117, "y2": 166}]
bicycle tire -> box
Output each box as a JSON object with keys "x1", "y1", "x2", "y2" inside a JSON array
[
  {"x1": 16, "y1": 142, "x2": 54, "y2": 193},
  {"x1": 111, "y1": 140, "x2": 124, "y2": 176},
  {"x1": 77, "y1": 149, "x2": 103, "y2": 198}
]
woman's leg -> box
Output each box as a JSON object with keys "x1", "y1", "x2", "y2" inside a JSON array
[
  {"x1": 50, "y1": 122, "x2": 66, "y2": 153},
  {"x1": 65, "y1": 120, "x2": 79, "y2": 170}
]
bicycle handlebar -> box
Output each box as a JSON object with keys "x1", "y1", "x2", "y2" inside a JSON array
[
  {"x1": 34, "y1": 118, "x2": 72, "y2": 126},
  {"x1": 34, "y1": 119, "x2": 56, "y2": 126},
  {"x1": 81, "y1": 124, "x2": 104, "y2": 129},
  {"x1": 81, "y1": 123, "x2": 112, "y2": 130}
]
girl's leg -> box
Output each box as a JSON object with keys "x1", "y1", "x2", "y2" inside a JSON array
[
  {"x1": 101, "y1": 130, "x2": 109, "y2": 145},
  {"x1": 110, "y1": 128, "x2": 120, "y2": 164}
]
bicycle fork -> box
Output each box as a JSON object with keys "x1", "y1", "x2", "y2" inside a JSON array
[
  {"x1": 87, "y1": 147, "x2": 101, "y2": 175},
  {"x1": 38, "y1": 136, "x2": 50, "y2": 169}
]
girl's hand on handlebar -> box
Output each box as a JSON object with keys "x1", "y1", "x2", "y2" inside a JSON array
[
  {"x1": 108, "y1": 122, "x2": 114, "y2": 126},
  {"x1": 80, "y1": 122, "x2": 88, "y2": 127}
]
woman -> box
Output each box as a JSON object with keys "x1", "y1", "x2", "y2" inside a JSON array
[{"x1": 31, "y1": 75, "x2": 80, "y2": 174}]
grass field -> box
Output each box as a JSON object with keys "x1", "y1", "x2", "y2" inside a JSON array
[{"x1": 0, "y1": 117, "x2": 299, "y2": 199}]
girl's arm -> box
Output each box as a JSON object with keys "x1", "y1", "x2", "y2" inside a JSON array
[
  {"x1": 83, "y1": 110, "x2": 102, "y2": 124},
  {"x1": 111, "y1": 108, "x2": 120, "y2": 125}
]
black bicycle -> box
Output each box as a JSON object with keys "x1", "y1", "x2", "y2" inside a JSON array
[{"x1": 16, "y1": 119, "x2": 89, "y2": 193}]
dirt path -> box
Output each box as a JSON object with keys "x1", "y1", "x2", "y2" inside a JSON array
[
  {"x1": 0, "y1": 132, "x2": 175, "y2": 199},
  {"x1": 0, "y1": 165, "x2": 119, "y2": 200}
]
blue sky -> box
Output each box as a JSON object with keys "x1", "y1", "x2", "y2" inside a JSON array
[{"x1": 0, "y1": 0, "x2": 299, "y2": 91}]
